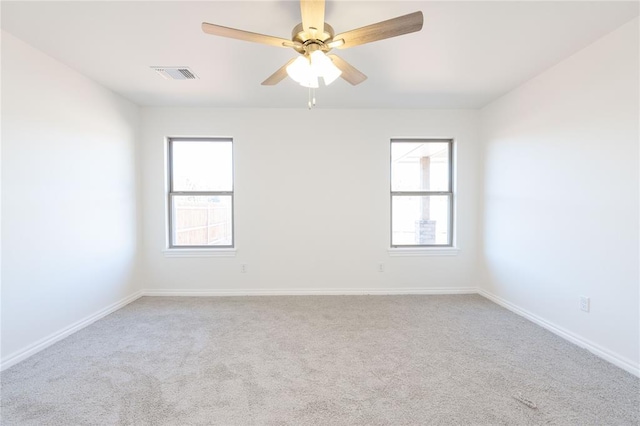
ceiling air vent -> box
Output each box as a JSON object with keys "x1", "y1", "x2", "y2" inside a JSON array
[{"x1": 151, "y1": 66, "x2": 199, "y2": 80}]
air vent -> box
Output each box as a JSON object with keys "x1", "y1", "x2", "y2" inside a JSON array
[{"x1": 151, "y1": 66, "x2": 199, "y2": 80}]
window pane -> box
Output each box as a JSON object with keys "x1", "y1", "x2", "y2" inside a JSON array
[
  {"x1": 172, "y1": 195, "x2": 232, "y2": 246},
  {"x1": 172, "y1": 141, "x2": 232, "y2": 191},
  {"x1": 391, "y1": 142, "x2": 450, "y2": 192},
  {"x1": 392, "y1": 195, "x2": 450, "y2": 246}
]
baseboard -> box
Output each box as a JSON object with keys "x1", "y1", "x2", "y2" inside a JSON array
[
  {"x1": 478, "y1": 289, "x2": 640, "y2": 378},
  {"x1": 141, "y1": 287, "x2": 478, "y2": 297},
  {"x1": 0, "y1": 290, "x2": 143, "y2": 371}
]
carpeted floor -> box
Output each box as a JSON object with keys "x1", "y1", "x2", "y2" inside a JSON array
[{"x1": 1, "y1": 295, "x2": 638, "y2": 425}]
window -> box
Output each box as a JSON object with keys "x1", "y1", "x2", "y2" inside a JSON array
[
  {"x1": 167, "y1": 138, "x2": 233, "y2": 248},
  {"x1": 391, "y1": 139, "x2": 453, "y2": 247}
]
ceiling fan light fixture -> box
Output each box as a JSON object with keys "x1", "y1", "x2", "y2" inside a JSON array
[
  {"x1": 286, "y1": 56, "x2": 311, "y2": 83},
  {"x1": 299, "y1": 74, "x2": 319, "y2": 89},
  {"x1": 286, "y1": 51, "x2": 342, "y2": 87},
  {"x1": 322, "y1": 67, "x2": 341, "y2": 85},
  {"x1": 287, "y1": 54, "x2": 319, "y2": 88},
  {"x1": 310, "y1": 50, "x2": 342, "y2": 86}
]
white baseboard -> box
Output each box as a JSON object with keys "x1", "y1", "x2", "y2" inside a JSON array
[
  {"x1": 0, "y1": 290, "x2": 143, "y2": 371},
  {"x1": 141, "y1": 287, "x2": 478, "y2": 297},
  {"x1": 478, "y1": 289, "x2": 640, "y2": 378}
]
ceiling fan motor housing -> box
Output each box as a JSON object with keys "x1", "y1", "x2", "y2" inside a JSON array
[{"x1": 291, "y1": 22, "x2": 335, "y2": 53}]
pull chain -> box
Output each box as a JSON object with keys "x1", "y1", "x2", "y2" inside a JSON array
[{"x1": 307, "y1": 88, "x2": 318, "y2": 110}]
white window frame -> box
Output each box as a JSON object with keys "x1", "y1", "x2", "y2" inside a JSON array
[
  {"x1": 390, "y1": 138, "x2": 455, "y2": 249},
  {"x1": 166, "y1": 137, "x2": 234, "y2": 251}
]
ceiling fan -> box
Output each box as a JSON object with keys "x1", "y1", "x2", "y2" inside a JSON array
[{"x1": 201, "y1": 0, "x2": 423, "y2": 89}]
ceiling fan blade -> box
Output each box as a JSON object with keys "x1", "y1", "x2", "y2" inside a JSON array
[
  {"x1": 327, "y1": 55, "x2": 367, "y2": 85},
  {"x1": 261, "y1": 58, "x2": 297, "y2": 85},
  {"x1": 202, "y1": 22, "x2": 291, "y2": 48},
  {"x1": 300, "y1": 0, "x2": 325, "y2": 37},
  {"x1": 333, "y1": 11, "x2": 423, "y2": 49}
]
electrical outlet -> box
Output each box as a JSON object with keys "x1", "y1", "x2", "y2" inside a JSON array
[
  {"x1": 241, "y1": 264, "x2": 247, "y2": 273},
  {"x1": 378, "y1": 263, "x2": 385, "y2": 272},
  {"x1": 580, "y1": 296, "x2": 590, "y2": 312}
]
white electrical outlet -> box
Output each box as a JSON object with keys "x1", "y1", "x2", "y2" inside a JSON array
[
  {"x1": 379, "y1": 263, "x2": 385, "y2": 272},
  {"x1": 241, "y1": 264, "x2": 247, "y2": 273},
  {"x1": 580, "y1": 296, "x2": 590, "y2": 312}
]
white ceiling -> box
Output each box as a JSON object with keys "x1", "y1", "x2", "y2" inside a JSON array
[{"x1": 2, "y1": 1, "x2": 638, "y2": 109}]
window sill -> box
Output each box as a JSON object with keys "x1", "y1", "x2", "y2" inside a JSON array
[
  {"x1": 163, "y1": 248, "x2": 237, "y2": 258},
  {"x1": 388, "y1": 247, "x2": 459, "y2": 257}
]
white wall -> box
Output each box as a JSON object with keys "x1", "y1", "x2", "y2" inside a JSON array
[
  {"x1": 1, "y1": 32, "x2": 141, "y2": 365},
  {"x1": 140, "y1": 108, "x2": 480, "y2": 294},
  {"x1": 480, "y1": 18, "x2": 639, "y2": 374}
]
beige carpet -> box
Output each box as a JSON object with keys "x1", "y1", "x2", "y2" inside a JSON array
[{"x1": 1, "y1": 295, "x2": 638, "y2": 425}]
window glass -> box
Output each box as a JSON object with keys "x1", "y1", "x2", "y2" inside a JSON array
[
  {"x1": 172, "y1": 141, "x2": 233, "y2": 192},
  {"x1": 392, "y1": 195, "x2": 450, "y2": 246},
  {"x1": 171, "y1": 195, "x2": 232, "y2": 246},
  {"x1": 391, "y1": 142, "x2": 450, "y2": 192},
  {"x1": 391, "y1": 139, "x2": 453, "y2": 247},
  {"x1": 168, "y1": 138, "x2": 233, "y2": 248}
]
